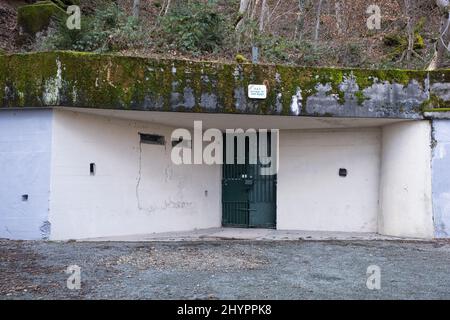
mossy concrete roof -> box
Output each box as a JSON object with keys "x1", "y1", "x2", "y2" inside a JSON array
[{"x1": 1, "y1": 51, "x2": 449, "y2": 119}]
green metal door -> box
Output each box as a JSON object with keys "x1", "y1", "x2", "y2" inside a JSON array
[{"x1": 222, "y1": 132, "x2": 277, "y2": 228}]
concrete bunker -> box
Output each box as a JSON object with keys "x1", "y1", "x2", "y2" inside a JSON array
[
  {"x1": 0, "y1": 52, "x2": 449, "y2": 240},
  {"x1": 39, "y1": 108, "x2": 433, "y2": 240}
]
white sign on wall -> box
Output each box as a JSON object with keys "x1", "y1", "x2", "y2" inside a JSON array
[{"x1": 248, "y1": 84, "x2": 267, "y2": 99}]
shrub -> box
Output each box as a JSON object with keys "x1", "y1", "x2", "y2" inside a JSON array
[
  {"x1": 17, "y1": 1, "x2": 67, "y2": 35},
  {"x1": 159, "y1": 1, "x2": 229, "y2": 54},
  {"x1": 256, "y1": 35, "x2": 297, "y2": 63},
  {"x1": 38, "y1": 3, "x2": 143, "y2": 53}
]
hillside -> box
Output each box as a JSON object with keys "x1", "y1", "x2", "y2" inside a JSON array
[{"x1": 0, "y1": 0, "x2": 449, "y2": 69}]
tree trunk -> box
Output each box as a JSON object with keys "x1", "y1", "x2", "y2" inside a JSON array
[
  {"x1": 164, "y1": 0, "x2": 172, "y2": 15},
  {"x1": 251, "y1": 0, "x2": 260, "y2": 20},
  {"x1": 335, "y1": 0, "x2": 343, "y2": 36},
  {"x1": 239, "y1": 0, "x2": 251, "y2": 14},
  {"x1": 235, "y1": 0, "x2": 252, "y2": 31},
  {"x1": 259, "y1": 0, "x2": 268, "y2": 32},
  {"x1": 405, "y1": 0, "x2": 414, "y2": 61},
  {"x1": 437, "y1": 12, "x2": 450, "y2": 67},
  {"x1": 133, "y1": 0, "x2": 140, "y2": 20},
  {"x1": 314, "y1": 0, "x2": 323, "y2": 47},
  {"x1": 294, "y1": 0, "x2": 307, "y2": 41}
]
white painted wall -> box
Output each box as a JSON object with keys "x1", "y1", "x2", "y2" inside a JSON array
[
  {"x1": 0, "y1": 109, "x2": 53, "y2": 240},
  {"x1": 47, "y1": 110, "x2": 435, "y2": 239},
  {"x1": 277, "y1": 128, "x2": 381, "y2": 232},
  {"x1": 49, "y1": 110, "x2": 221, "y2": 240},
  {"x1": 379, "y1": 121, "x2": 434, "y2": 239},
  {"x1": 431, "y1": 120, "x2": 450, "y2": 238}
]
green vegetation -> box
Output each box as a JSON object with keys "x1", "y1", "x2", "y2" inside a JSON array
[
  {"x1": 158, "y1": 1, "x2": 230, "y2": 55},
  {"x1": 4, "y1": 2, "x2": 448, "y2": 115},
  {"x1": 0, "y1": 51, "x2": 442, "y2": 117},
  {"x1": 17, "y1": 0, "x2": 441, "y2": 70},
  {"x1": 383, "y1": 18, "x2": 427, "y2": 60},
  {"x1": 39, "y1": 3, "x2": 143, "y2": 53},
  {"x1": 421, "y1": 94, "x2": 450, "y2": 111},
  {"x1": 17, "y1": 1, "x2": 66, "y2": 35}
]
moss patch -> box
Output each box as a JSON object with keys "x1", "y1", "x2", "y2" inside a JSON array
[
  {"x1": 421, "y1": 94, "x2": 450, "y2": 111},
  {"x1": 17, "y1": 1, "x2": 67, "y2": 35},
  {"x1": 0, "y1": 51, "x2": 448, "y2": 119}
]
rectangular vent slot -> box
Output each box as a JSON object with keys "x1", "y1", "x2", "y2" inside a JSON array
[{"x1": 140, "y1": 133, "x2": 165, "y2": 146}]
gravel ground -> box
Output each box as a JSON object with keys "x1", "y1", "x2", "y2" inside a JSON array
[{"x1": 1, "y1": 240, "x2": 450, "y2": 300}]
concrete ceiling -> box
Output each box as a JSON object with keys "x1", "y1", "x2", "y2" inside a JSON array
[{"x1": 62, "y1": 107, "x2": 410, "y2": 130}]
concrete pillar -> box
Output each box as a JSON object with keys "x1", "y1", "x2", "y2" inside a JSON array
[
  {"x1": 379, "y1": 121, "x2": 434, "y2": 239},
  {"x1": 431, "y1": 120, "x2": 450, "y2": 238}
]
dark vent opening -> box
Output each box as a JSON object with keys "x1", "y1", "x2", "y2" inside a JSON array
[
  {"x1": 140, "y1": 133, "x2": 165, "y2": 146},
  {"x1": 339, "y1": 168, "x2": 348, "y2": 177},
  {"x1": 90, "y1": 163, "x2": 96, "y2": 176}
]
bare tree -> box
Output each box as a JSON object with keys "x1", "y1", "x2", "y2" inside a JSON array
[
  {"x1": 405, "y1": 0, "x2": 414, "y2": 61},
  {"x1": 251, "y1": 0, "x2": 260, "y2": 20},
  {"x1": 314, "y1": 0, "x2": 323, "y2": 47},
  {"x1": 436, "y1": 0, "x2": 450, "y2": 67},
  {"x1": 133, "y1": 0, "x2": 140, "y2": 20},
  {"x1": 294, "y1": 0, "x2": 307, "y2": 41},
  {"x1": 239, "y1": 0, "x2": 251, "y2": 14},
  {"x1": 158, "y1": 0, "x2": 172, "y2": 16},
  {"x1": 400, "y1": 0, "x2": 423, "y2": 63},
  {"x1": 265, "y1": 0, "x2": 282, "y2": 32},
  {"x1": 259, "y1": 0, "x2": 268, "y2": 32},
  {"x1": 236, "y1": 0, "x2": 252, "y2": 30},
  {"x1": 335, "y1": 0, "x2": 343, "y2": 36}
]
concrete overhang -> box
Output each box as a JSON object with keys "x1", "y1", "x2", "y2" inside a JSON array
[
  {"x1": 1, "y1": 51, "x2": 450, "y2": 119},
  {"x1": 63, "y1": 107, "x2": 408, "y2": 130}
]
